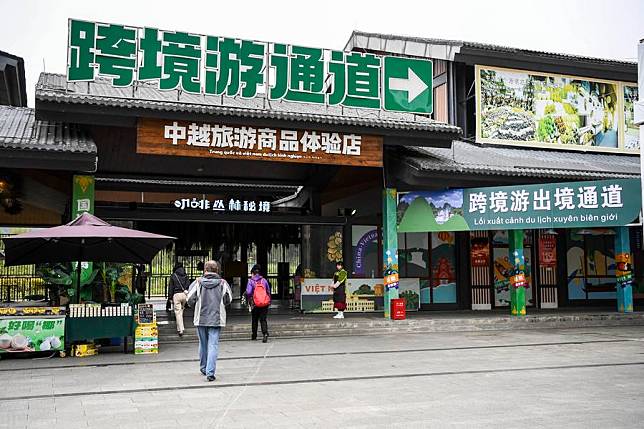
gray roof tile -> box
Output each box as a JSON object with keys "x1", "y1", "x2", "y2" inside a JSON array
[
  {"x1": 0, "y1": 106, "x2": 96, "y2": 154},
  {"x1": 348, "y1": 31, "x2": 636, "y2": 68},
  {"x1": 405, "y1": 141, "x2": 640, "y2": 180},
  {"x1": 35, "y1": 73, "x2": 461, "y2": 134}
]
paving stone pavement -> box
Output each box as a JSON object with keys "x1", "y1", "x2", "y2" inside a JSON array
[{"x1": 1, "y1": 326, "x2": 643, "y2": 428}]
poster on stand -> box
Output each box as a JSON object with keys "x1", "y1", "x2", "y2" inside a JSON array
[{"x1": 301, "y1": 278, "x2": 420, "y2": 312}]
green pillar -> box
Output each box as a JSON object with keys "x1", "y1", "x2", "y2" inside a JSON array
[
  {"x1": 72, "y1": 175, "x2": 95, "y2": 303},
  {"x1": 615, "y1": 226, "x2": 633, "y2": 313},
  {"x1": 382, "y1": 188, "x2": 399, "y2": 318},
  {"x1": 508, "y1": 229, "x2": 527, "y2": 316}
]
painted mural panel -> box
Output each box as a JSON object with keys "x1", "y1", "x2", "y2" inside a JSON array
[
  {"x1": 566, "y1": 229, "x2": 616, "y2": 300},
  {"x1": 430, "y1": 232, "x2": 457, "y2": 303}
]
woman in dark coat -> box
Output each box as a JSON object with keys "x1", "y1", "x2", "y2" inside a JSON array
[{"x1": 168, "y1": 262, "x2": 190, "y2": 336}]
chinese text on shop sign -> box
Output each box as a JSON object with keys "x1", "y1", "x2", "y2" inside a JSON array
[
  {"x1": 173, "y1": 197, "x2": 271, "y2": 214},
  {"x1": 67, "y1": 19, "x2": 433, "y2": 114}
]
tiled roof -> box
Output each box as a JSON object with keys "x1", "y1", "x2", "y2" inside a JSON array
[
  {"x1": 35, "y1": 73, "x2": 461, "y2": 134},
  {"x1": 95, "y1": 176, "x2": 300, "y2": 192},
  {"x1": 404, "y1": 141, "x2": 640, "y2": 180},
  {"x1": 0, "y1": 106, "x2": 96, "y2": 154},
  {"x1": 347, "y1": 31, "x2": 637, "y2": 69}
]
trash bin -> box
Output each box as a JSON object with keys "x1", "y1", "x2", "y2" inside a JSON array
[{"x1": 391, "y1": 298, "x2": 406, "y2": 320}]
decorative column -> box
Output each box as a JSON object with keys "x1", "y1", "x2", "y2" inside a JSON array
[
  {"x1": 508, "y1": 229, "x2": 527, "y2": 316},
  {"x1": 382, "y1": 188, "x2": 399, "y2": 318},
  {"x1": 71, "y1": 175, "x2": 95, "y2": 303},
  {"x1": 615, "y1": 226, "x2": 634, "y2": 313}
]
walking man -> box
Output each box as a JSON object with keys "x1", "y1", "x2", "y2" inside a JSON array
[
  {"x1": 246, "y1": 264, "x2": 271, "y2": 343},
  {"x1": 187, "y1": 260, "x2": 232, "y2": 382},
  {"x1": 331, "y1": 261, "x2": 348, "y2": 319},
  {"x1": 168, "y1": 262, "x2": 190, "y2": 337}
]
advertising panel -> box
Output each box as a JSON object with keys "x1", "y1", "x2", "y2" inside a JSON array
[
  {"x1": 476, "y1": 65, "x2": 639, "y2": 153},
  {"x1": 397, "y1": 178, "x2": 640, "y2": 232},
  {"x1": 0, "y1": 317, "x2": 65, "y2": 353},
  {"x1": 301, "y1": 278, "x2": 420, "y2": 313}
]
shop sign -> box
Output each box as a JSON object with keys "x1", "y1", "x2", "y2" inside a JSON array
[
  {"x1": 476, "y1": 65, "x2": 639, "y2": 154},
  {"x1": 173, "y1": 197, "x2": 271, "y2": 213},
  {"x1": 137, "y1": 118, "x2": 383, "y2": 167},
  {"x1": 398, "y1": 178, "x2": 641, "y2": 232},
  {"x1": 67, "y1": 19, "x2": 432, "y2": 114},
  {"x1": 0, "y1": 317, "x2": 65, "y2": 353}
]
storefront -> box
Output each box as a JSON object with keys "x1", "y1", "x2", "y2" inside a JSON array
[
  {"x1": 350, "y1": 31, "x2": 642, "y2": 314},
  {"x1": 23, "y1": 19, "x2": 460, "y2": 319}
]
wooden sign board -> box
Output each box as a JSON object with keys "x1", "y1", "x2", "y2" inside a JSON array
[{"x1": 137, "y1": 118, "x2": 383, "y2": 167}]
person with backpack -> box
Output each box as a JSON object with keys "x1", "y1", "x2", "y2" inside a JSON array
[
  {"x1": 168, "y1": 262, "x2": 190, "y2": 337},
  {"x1": 187, "y1": 260, "x2": 232, "y2": 382},
  {"x1": 245, "y1": 264, "x2": 271, "y2": 343}
]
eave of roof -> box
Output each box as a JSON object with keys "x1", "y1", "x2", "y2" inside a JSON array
[
  {"x1": 347, "y1": 31, "x2": 636, "y2": 76},
  {"x1": 35, "y1": 73, "x2": 461, "y2": 135},
  {"x1": 401, "y1": 141, "x2": 640, "y2": 181}
]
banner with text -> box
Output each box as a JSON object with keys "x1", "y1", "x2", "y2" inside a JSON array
[{"x1": 398, "y1": 178, "x2": 640, "y2": 232}]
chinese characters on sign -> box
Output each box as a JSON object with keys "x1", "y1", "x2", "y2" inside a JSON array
[
  {"x1": 397, "y1": 179, "x2": 641, "y2": 233},
  {"x1": 173, "y1": 197, "x2": 271, "y2": 214},
  {"x1": 468, "y1": 184, "x2": 624, "y2": 215},
  {"x1": 137, "y1": 118, "x2": 383, "y2": 166},
  {"x1": 67, "y1": 19, "x2": 432, "y2": 114}
]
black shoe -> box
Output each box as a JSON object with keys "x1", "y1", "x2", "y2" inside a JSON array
[
  {"x1": 262, "y1": 334, "x2": 268, "y2": 343},
  {"x1": 251, "y1": 335, "x2": 257, "y2": 341},
  {"x1": 200, "y1": 369, "x2": 206, "y2": 376},
  {"x1": 207, "y1": 375, "x2": 216, "y2": 382},
  {"x1": 178, "y1": 331, "x2": 183, "y2": 337}
]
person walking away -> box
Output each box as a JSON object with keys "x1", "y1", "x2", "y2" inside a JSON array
[
  {"x1": 331, "y1": 261, "x2": 348, "y2": 319},
  {"x1": 246, "y1": 264, "x2": 271, "y2": 342},
  {"x1": 168, "y1": 262, "x2": 190, "y2": 337},
  {"x1": 187, "y1": 260, "x2": 232, "y2": 382}
]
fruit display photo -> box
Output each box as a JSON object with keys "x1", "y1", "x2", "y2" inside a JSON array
[{"x1": 0, "y1": 317, "x2": 65, "y2": 353}]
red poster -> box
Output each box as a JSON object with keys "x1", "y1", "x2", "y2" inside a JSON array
[
  {"x1": 471, "y1": 238, "x2": 490, "y2": 267},
  {"x1": 539, "y1": 234, "x2": 557, "y2": 267}
]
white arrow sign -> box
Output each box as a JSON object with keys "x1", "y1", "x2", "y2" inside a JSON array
[{"x1": 388, "y1": 67, "x2": 429, "y2": 103}]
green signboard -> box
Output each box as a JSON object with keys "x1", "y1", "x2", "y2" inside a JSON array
[
  {"x1": 383, "y1": 57, "x2": 433, "y2": 114},
  {"x1": 67, "y1": 19, "x2": 433, "y2": 114},
  {"x1": 398, "y1": 179, "x2": 641, "y2": 232},
  {"x1": 0, "y1": 317, "x2": 65, "y2": 353}
]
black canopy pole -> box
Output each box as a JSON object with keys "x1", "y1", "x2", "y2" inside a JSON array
[{"x1": 76, "y1": 241, "x2": 83, "y2": 304}]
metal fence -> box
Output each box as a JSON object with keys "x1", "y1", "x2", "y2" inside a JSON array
[{"x1": 0, "y1": 233, "x2": 47, "y2": 302}]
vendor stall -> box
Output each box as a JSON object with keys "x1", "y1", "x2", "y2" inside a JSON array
[{"x1": 1, "y1": 213, "x2": 173, "y2": 356}]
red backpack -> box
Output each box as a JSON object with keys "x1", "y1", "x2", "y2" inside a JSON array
[{"x1": 252, "y1": 278, "x2": 270, "y2": 308}]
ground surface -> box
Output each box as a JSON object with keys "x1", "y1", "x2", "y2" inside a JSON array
[{"x1": 1, "y1": 326, "x2": 643, "y2": 428}]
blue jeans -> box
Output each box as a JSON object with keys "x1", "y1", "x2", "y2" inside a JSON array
[{"x1": 197, "y1": 326, "x2": 221, "y2": 377}]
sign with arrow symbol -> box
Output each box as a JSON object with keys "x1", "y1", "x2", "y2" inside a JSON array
[{"x1": 383, "y1": 57, "x2": 433, "y2": 114}]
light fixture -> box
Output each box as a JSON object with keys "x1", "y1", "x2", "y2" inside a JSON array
[
  {"x1": 542, "y1": 228, "x2": 558, "y2": 235},
  {"x1": 338, "y1": 208, "x2": 357, "y2": 217}
]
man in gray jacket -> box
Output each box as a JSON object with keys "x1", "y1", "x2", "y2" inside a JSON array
[{"x1": 187, "y1": 260, "x2": 232, "y2": 381}]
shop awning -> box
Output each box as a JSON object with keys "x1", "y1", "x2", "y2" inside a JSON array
[
  {"x1": 391, "y1": 140, "x2": 640, "y2": 189},
  {"x1": 0, "y1": 106, "x2": 97, "y2": 172}
]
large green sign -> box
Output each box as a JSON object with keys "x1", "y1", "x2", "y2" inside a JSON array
[
  {"x1": 0, "y1": 317, "x2": 65, "y2": 353},
  {"x1": 398, "y1": 179, "x2": 641, "y2": 232},
  {"x1": 67, "y1": 19, "x2": 433, "y2": 114}
]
